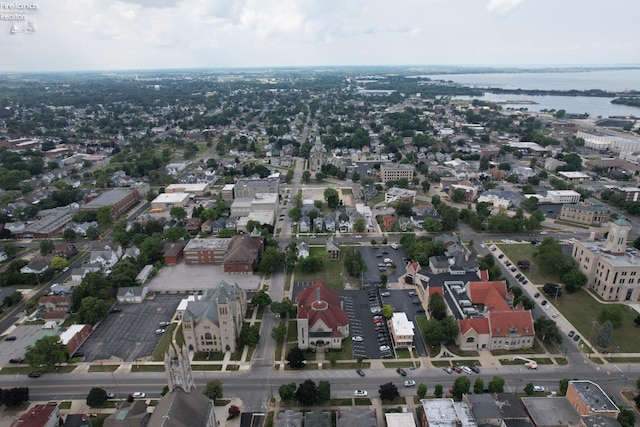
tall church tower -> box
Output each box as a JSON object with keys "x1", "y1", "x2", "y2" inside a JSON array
[
  {"x1": 164, "y1": 344, "x2": 195, "y2": 393},
  {"x1": 605, "y1": 218, "x2": 631, "y2": 255}
]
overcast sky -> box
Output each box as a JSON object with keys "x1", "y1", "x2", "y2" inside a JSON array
[{"x1": 2, "y1": 0, "x2": 639, "y2": 72}]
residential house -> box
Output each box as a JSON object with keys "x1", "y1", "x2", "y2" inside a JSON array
[
  {"x1": 122, "y1": 245, "x2": 140, "y2": 261},
  {"x1": 222, "y1": 233, "x2": 263, "y2": 274},
  {"x1": 465, "y1": 394, "x2": 504, "y2": 426},
  {"x1": 389, "y1": 313, "x2": 414, "y2": 348},
  {"x1": 116, "y1": 286, "x2": 149, "y2": 303},
  {"x1": 38, "y1": 296, "x2": 70, "y2": 322},
  {"x1": 382, "y1": 215, "x2": 397, "y2": 232},
  {"x1": 186, "y1": 217, "x2": 203, "y2": 235},
  {"x1": 200, "y1": 219, "x2": 213, "y2": 233},
  {"x1": 11, "y1": 404, "x2": 60, "y2": 427},
  {"x1": 336, "y1": 409, "x2": 377, "y2": 427},
  {"x1": 299, "y1": 216, "x2": 310, "y2": 233},
  {"x1": 20, "y1": 258, "x2": 50, "y2": 275},
  {"x1": 104, "y1": 400, "x2": 150, "y2": 427},
  {"x1": 338, "y1": 211, "x2": 350, "y2": 233},
  {"x1": 67, "y1": 221, "x2": 98, "y2": 237},
  {"x1": 304, "y1": 411, "x2": 331, "y2": 427},
  {"x1": 313, "y1": 216, "x2": 324, "y2": 232},
  {"x1": 211, "y1": 218, "x2": 226, "y2": 234},
  {"x1": 182, "y1": 281, "x2": 247, "y2": 353},
  {"x1": 297, "y1": 242, "x2": 310, "y2": 259},
  {"x1": 53, "y1": 243, "x2": 78, "y2": 259},
  {"x1": 89, "y1": 249, "x2": 119, "y2": 269},
  {"x1": 296, "y1": 281, "x2": 349, "y2": 350},
  {"x1": 324, "y1": 213, "x2": 336, "y2": 232},
  {"x1": 325, "y1": 236, "x2": 340, "y2": 260}
]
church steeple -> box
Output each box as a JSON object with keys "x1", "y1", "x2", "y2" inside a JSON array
[
  {"x1": 605, "y1": 218, "x2": 631, "y2": 255},
  {"x1": 164, "y1": 344, "x2": 195, "y2": 393}
]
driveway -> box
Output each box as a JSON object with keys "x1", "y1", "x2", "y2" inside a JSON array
[
  {"x1": 358, "y1": 246, "x2": 406, "y2": 286},
  {"x1": 77, "y1": 294, "x2": 184, "y2": 362}
]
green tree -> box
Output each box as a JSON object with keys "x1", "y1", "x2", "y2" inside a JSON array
[
  {"x1": 259, "y1": 246, "x2": 284, "y2": 274},
  {"x1": 353, "y1": 217, "x2": 366, "y2": 233},
  {"x1": 381, "y1": 304, "x2": 394, "y2": 320},
  {"x1": 279, "y1": 383, "x2": 296, "y2": 401},
  {"x1": 286, "y1": 347, "x2": 305, "y2": 368},
  {"x1": 86, "y1": 226, "x2": 99, "y2": 240},
  {"x1": 434, "y1": 384, "x2": 443, "y2": 398},
  {"x1": 324, "y1": 188, "x2": 340, "y2": 209},
  {"x1": 343, "y1": 248, "x2": 366, "y2": 278},
  {"x1": 270, "y1": 298, "x2": 294, "y2": 317},
  {"x1": 352, "y1": 171, "x2": 360, "y2": 183},
  {"x1": 39, "y1": 240, "x2": 54, "y2": 256},
  {"x1": 302, "y1": 170, "x2": 311, "y2": 183},
  {"x1": 534, "y1": 317, "x2": 563, "y2": 344},
  {"x1": 618, "y1": 408, "x2": 636, "y2": 427},
  {"x1": 78, "y1": 297, "x2": 110, "y2": 325},
  {"x1": 558, "y1": 378, "x2": 573, "y2": 396},
  {"x1": 394, "y1": 199, "x2": 414, "y2": 217},
  {"x1": 596, "y1": 321, "x2": 613, "y2": 348},
  {"x1": 599, "y1": 306, "x2": 623, "y2": 328},
  {"x1": 318, "y1": 380, "x2": 331, "y2": 402},
  {"x1": 3, "y1": 242, "x2": 19, "y2": 257},
  {"x1": 488, "y1": 376, "x2": 505, "y2": 393},
  {"x1": 452, "y1": 376, "x2": 470, "y2": 399},
  {"x1": 164, "y1": 226, "x2": 188, "y2": 242},
  {"x1": 428, "y1": 292, "x2": 447, "y2": 321},
  {"x1": 451, "y1": 188, "x2": 464, "y2": 203},
  {"x1": 239, "y1": 324, "x2": 260, "y2": 346},
  {"x1": 417, "y1": 383, "x2": 427, "y2": 399},
  {"x1": 474, "y1": 377, "x2": 484, "y2": 394},
  {"x1": 203, "y1": 380, "x2": 223, "y2": 400},
  {"x1": 63, "y1": 228, "x2": 77, "y2": 242},
  {"x1": 524, "y1": 383, "x2": 534, "y2": 395},
  {"x1": 50, "y1": 257, "x2": 68, "y2": 271},
  {"x1": 169, "y1": 206, "x2": 187, "y2": 223},
  {"x1": 86, "y1": 387, "x2": 108, "y2": 407},
  {"x1": 379, "y1": 382, "x2": 399, "y2": 401},
  {"x1": 251, "y1": 290, "x2": 272, "y2": 309},
  {"x1": 271, "y1": 325, "x2": 286, "y2": 343},
  {"x1": 296, "y1": 379, "x2": 318, "y2": 406},
  {"x1": 562, "y1": 269, "x2": 587, "y2": 293},
  {"x1": 25, "y1": 335, "x2": 67, "y2": 370},
  {"x1": 96, "y1": 206, "x2": 113, "y2": 226}
]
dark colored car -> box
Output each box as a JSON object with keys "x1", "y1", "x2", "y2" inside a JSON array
[
  {"x1": 5, "y1": 336, "x2": 17, "y2": 341},
  {"x1": 416, "y1": 308, "x2": 426, "y2": 314},
  {"x1": 453, "y1": 366, "x2": 462, "y2": 373},
  {"x1": 28, "y1": 372, "x2": 42, "y2": 378},
  {"x1": 470, "y1": 365, "x2": 481, "y2": 373},
  {"x1": 573, "y1": 334, "x2": 581, "y2": 342},
  {"x1": 541, "y1": 300, "x2": 548, "y2": 306},
  {"x1": 534, "y1": 292, "x2": 540, "y2": 298},
  {"x1": 9, "y1": 357, "x2": 24, "y2": 364},
  {"x1": 568, "y1": 330, "x2": 575, "y2": 338},
  {"x1": 396, "y1": 368, "x2": 407, "y2": 376},
  {"x1": 356, "y1": 369, "x2": 365, "y2": 377}
]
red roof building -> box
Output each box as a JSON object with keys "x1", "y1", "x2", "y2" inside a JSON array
[
  {"x1": 11, "y1": 404, "x2": 59, "y2": 427},
  {"x1": 296, "y1": 281, "x2": 349, "y2": 350}
]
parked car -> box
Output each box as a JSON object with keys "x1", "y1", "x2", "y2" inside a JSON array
[
  {"x1": 541, "y1": 300, "x2": 548, "y2": 306},
  {"x1": 568, "y1": 330, "x2": 575, "y2": 338},
  {"x1": 354, "y1": 390, "x2": 368, "y2": 397},
  {"x1": 533, "y1": 385, "x2": 545, "y2": 392},
  {"x1": 498, "y1": 254, "x2": 504, "y2": 259},
  {"x1": 379, "y1": 345, "x2": 390, "y2": 352},
  {"x1": 552, "y1": 312, "x2": 559, "y2": 318},
  {"x1": 416, "y1": 308, "x2": 426, "y2": 314},
  {"x1": 573, "y1": 334, "x2": 581, "y2": 342},
  {"x1": 28, "y1": 372, "x2": 41, "y2": 378},
  {"x1": 408, "y1": 291, "x2": 417, "y2": 297},
  {"x1": 9, "y1": 357, "x2": 24, "y2": 364},
  {"x1": 356, "y1": 369, "x2": 365, "y2": 377},
  {"x1": 132, "y1": 392, "x2": 146, "y2": 398},
  {"x1": 396, "y1": 368, "x2": 407, "y2": 376},
  {"x1": 452, "y1": 366, "x2": 462, "y2": 373},
  {"x1": 380, "y1": 292, "x2": 390, "y2": 297},
  {"x1": 534, "y1": 292, "x2": 540, "y2": 298},
  {"x1": 352, "y1": 336, "x2": 363, "y2": 342},
  {"x1": 155, "y1": 328, "x2": 166, "y2": 335},
  {"x1": 5, "y1": 336, "x2": 16, "y2": 341},
  {"x1": 106, "y1": 392, "x2": 115, "y2": 399},
  {"x1": 522, "y1": 280, "x2": 528, "y2": 285},
  {"x1": 461, "y1": 366, "x2": 473, "y2": 374},
  {"x1": 403, "y1": 380, "x2": 416, "y2": 387},
  {"x1": 442, "y1": 367, "x2": 453, "y2": 374},
  {"x1": 470, "y1": 365, "x2": 481, "y2": 373}
]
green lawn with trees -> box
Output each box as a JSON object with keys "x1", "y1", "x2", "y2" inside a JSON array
[{"x1": 293, "y1": 247, "x2": 348, "y2": 289}]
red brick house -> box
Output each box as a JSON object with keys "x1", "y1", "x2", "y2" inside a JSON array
[
  {"x1": 222, "y1": 234, "x2": 263, "y2": 274},
  {"x1": 163, "y1": 242, "x2": 186, "y2": 265}
]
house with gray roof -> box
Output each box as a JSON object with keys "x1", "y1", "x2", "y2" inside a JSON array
[
  {"x1": 181, "y1": 281, "x2": 246, "y2": 353},
  {"x1": 466, "y1": 394, "x2": 504, "y2": 426},
  {"x1": 275, "y1": 410, "x2": 303, "y2": 427},
  {"x1": 20, "y1": 258, "x2": 50, "y2": 275},
  {"x1": 337, "y1": 408, "x2": 377, "y2": 427},
  {"x1": 103, "y1": 400, "x2": 150, "y2": 427},
  {"x1": 117, "y1": 286, "x2": 148, "y2": 303},
  {"x1": 299, "y1": 215, "x2": 311, "y2": 233},
  {"x1": 324, "y1": 213, "x2": 336, "y2": 232}
]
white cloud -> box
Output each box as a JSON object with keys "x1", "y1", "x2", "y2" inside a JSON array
[{"x1": 486, "y1": 0, "x2": 525, "y2": 14}]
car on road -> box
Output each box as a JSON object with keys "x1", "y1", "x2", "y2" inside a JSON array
[
  {"x1": 352, "y1": 336, "x2": 363, "y2": 342},
  {"x1": 109, "y1": 307, "x2": 121, "y2": 313},
  {"x1": 540, "y1": 231, "x2": 548, "y2": 235},
  {"x1": 416, "y1": 308, "x2": 426, "y2": 314},
  {"x1": 380, "y1": 292, "x2": 390, "y2": 297},
  {"x1": 106, "y1": 392, "x2": 115, "y2": 399},
  {"x1": 452, "y1": 366, "x2": 462, "y2": 373},
  {"x1": 354, "y1": 390, "x2": 368, "y2": 397},
  {"x1": 9, "y1": 357, "x2": 24, "y2": 364},
  {"x1": 534, "y1": 292, "x2": 540, "y2": 298},
  {"x1": 568, "y1": 331, "x2": 575, "y2": 338},
  {"x1": 28, "y1": 372, "x2": 41, "y2": 378},
  {"x1": 396, "y1": 368, "x2": 407, "y2": 376},
  {"x1": 498, "y1": 254, "x2": 504, "y2": 259},
  {"x1": 442, "y1": 367, "x2": 453, "y2": 374},
  {"x1": 5, "y1": 336, "x2": 16, "y2": 341},
  {"x1": 541, "y1": 300, "x2": 548, "y2": 306},
  {"x1": 461, "y1": 366, "x2": 473, "y2": 374},
  {"x1": 403, "y1": 380, "x2": 416, "y2": 387},
  {"x1": 354, "y1": 235, "x2": 362, "y2": 239},
  {"x1": 356, "y1": 369, "x2": 365, "y2": 377},
  {"x1": 379, "y1": 345, "x2": 390, "y2": 352},
  {"x1": 470, "y1": 365, "x2": 481, "y2": 373},
  {"x1": 532, "y1": 385, "x2": 545, "y2": 392},
  {"x1": 132, "y1": 392, "x2": 146, "y2": 398},
  {"x1": 573, "y1": 334, "x2": 581, "y2": 342}
]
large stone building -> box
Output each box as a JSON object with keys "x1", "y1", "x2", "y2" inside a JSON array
[
  {"x1": 309, "y1": 136, "x2": 327, "y2": 172},
  {"x1": 572, "y1": 219, "x2": 640, "y2": 302},
  {"x1": 558, "y1": 199, "x2": 610, "y2": 226},
  {"x1": 296, "y1": 281, "x2": 349, "y2": 350},
  {"x1": 182, "y1": 281, "x2": 247, "y2": 353},
  {"x1": 182, "y1": 233, "x2": 263, "y2": 273},
  {"x1": 380, "y1": 163, "x2": 414, "y2": 182},
  {"x1": 80, "y1": 188, "x2": 139, "y2": 218},
  {"x1": 233, "y1": 175, "x2": 280, "y2": 199}
]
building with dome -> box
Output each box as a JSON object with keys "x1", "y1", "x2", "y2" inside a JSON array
[
  {"x1": 572, "y1": 219, "x2": 640, "y2": 302},
  {"x1": 296, "y1": 281, "x2": 349, "y2": 350}
]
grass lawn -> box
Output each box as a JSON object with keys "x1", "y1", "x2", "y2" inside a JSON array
[
  {"x1": 192, "y1": 364, "x2": 223, "y2": 371},
  {"x1": 554, "y1": 288, "x2": 640, "y2": 353},
  {"x1": 88, "y1": 365, "x2": 119, "y2": 373},
  {"x1": 325, "y1": 340, "x2": 354, "y2": 361},
  {"x1": 354, "y1": 397, "x2": 372, "y2": 406},
  {"x1": 59, "y1": 401, "x2": 72, "y2": 410},
  {"x1": 395, "y1": 348, "x2": 413, "y2": 359},
  {"x1": 324, "y1": 361, "x2": 371, "y2": 370},
  {"x1": 294, "y1": 248, "x2": 348, "y2": 289},
  {"x1": 151, "y1": 323, "x2": 177, "y2": 361},
  {"x1": 496, "y1": 244, "x2": 560, "y2": 285},
  {"x1": 130, "y1": 365, "x2": 164, "y2": 373},
  {"x1": 192, "y1": 351, "x2": 226, "y2": 361},
  {"x1": 430, "y1": 360, "x2": 453, "y2": 367},
  {"x1": 382, "y1": 361, "x2": 415, "y2": 369}
]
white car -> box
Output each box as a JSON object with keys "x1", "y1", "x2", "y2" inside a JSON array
[
  {"x1": 552, "y1": 312, "x2": 559, "y2": 318},
  {"x1": 354, "y1": 390, "x2": 368, "y2": 397},
  {"x1": 380, "y1": 292, "x2": 390, "y2": 297},
  {"x1": 545, "y1": 305, "x2": 551, "y2": 310},
  {"x1": 155, "y1": 328, "x2": 166, "y2": 334},
  {"x1": 379, "y1": 345, "x2": 390, "y2": 352},
  {"x1": 352, "y1": 336, "x2": 363, "y2": 342},
  {"x1": 461, "y1": 366, "x2": 473, "y2": 374},
  {"x1": 532, "y1": 385, "x2": 545, "y2": 392},
  {"x1": 354, "y1": 235, "x2": 363, "y2": 238},
  {"x1": 403, "y1": 380, "x2": 416, "y2": 387},
  {"x1": 132, "y1": 392, "x2": 146, "y2": 398}
]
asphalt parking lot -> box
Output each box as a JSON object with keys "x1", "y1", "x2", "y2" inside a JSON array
[
  {"x1": 292, "y1": 282, "x2": 427, "y2": 359},
  {"x1": 77, "y1": 294, "x2": 184, "y2": 362},
  {"x1": 1, "y1": 325, "x2": 57, "y2": 364},
  {"x1": 358, "y1": 246, "x2": 407, "y2": 285}
]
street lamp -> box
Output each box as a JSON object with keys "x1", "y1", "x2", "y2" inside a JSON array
[{"x1": 588, "y1": 320, "x2": 598, "y2": 359}]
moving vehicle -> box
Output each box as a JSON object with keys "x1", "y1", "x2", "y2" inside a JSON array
[
  {"x1": 396, "y1": 368, "x2": 407, "y2": 376},
  {"x1": 354, "y1": 390, "x2": 368, "y2": 397},
  {"x1": 132, "y1": 392, "x2": 146, "y2": 398},
  {"x1": 28, "y1": 372, "x2": 41, "y2": 378},
  {"x1": 356, "y1": 369, "x2": 365, "y2": 377},
  {"x1": 403, "y1": 380, "x2": 416, "y2": 387}
]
